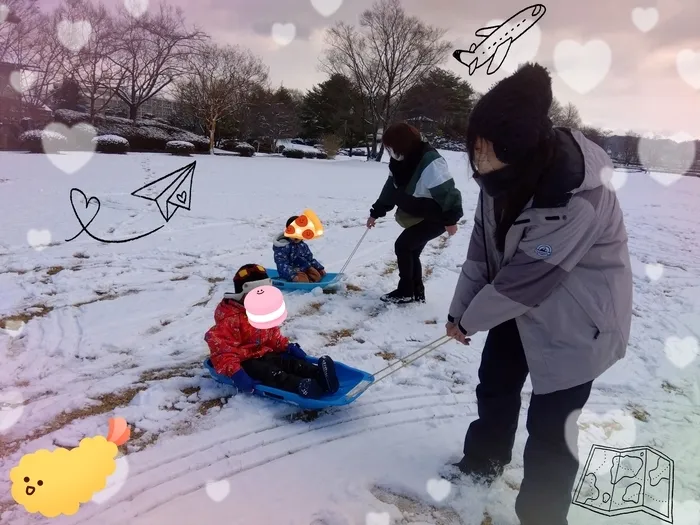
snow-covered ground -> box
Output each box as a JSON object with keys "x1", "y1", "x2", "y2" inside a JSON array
[{"x1": 1, "y1": 150, "x2": 699, "y2": 525}]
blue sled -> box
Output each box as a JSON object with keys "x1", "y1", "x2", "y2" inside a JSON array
[
  {"x1": 203, "y1": 356, "x2": 375, "y2": 410},
  {"x1": 265, "y1": 268, "x2": 341, "y2": 293}
]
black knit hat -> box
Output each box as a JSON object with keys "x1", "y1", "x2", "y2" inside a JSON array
[
  {"x1": 467, "y1": 63, "x2": 554, "y2": 166},
  {"x1": 233, "y1": 264, "x2": 270, "y2": 295}
]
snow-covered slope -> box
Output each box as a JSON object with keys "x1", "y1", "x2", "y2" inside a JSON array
[{"x1": 1, "y1": 150, "x2": 698, "y2": 525}]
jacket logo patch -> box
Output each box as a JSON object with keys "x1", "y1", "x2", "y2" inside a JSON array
[{"x1": 535, "y1": 244, "x2": 553, "y2": 258}]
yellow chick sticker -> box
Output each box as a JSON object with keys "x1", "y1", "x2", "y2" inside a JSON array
[{"x1": 10, "y1": 417, "x2": 130, "y2": 518}]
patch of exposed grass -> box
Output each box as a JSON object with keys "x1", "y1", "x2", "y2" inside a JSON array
[
  {"x1": 381, "y1": 260, "x2": 398, "y2": 276},
  {"x1": 0, "y1": 386, "x2": 145, "y2": 459},
  {"x1": 628, "y1": 403, "x2": 650, "y2": 422},
  {"x1": 140, "y1": 364, "x2": 198, "y2": 382},
  {"x1": 299, "y1": 301, "x2": 323, "y2": 315},
  {"x1": 323, "y1": 328, "x2": 356, "y2": 346},
  {"x1": 424, "y1": 266, "x2": 434, "y2": 278},
  {"x1": 662, "y1": 380, "x2": 684, "y2": 394},
  {"x1": 437, "y1": 236, "x2": 449, "y2": 250},
  {"x1": 181, "y1": 386, "x2": 200, "y2": 397},
  {"x1": 287, "y1": 409, "x2": 322, "y2": 423},
  {"x1": 424, "y1": 319, "x2": 437, "y2": 325},
  {"x1": 128, "y1": 427, "x2": 161, "y2": 451},
  {"x1": 0, "y1": 304, "x2": 54, "y2": 328},
  {"x1": 346, "y1": 283, "x2": 363, "y2": 292},
  {"x1": 375, "y1": 350, "x2": 397, "y2": 361},
  {"x1": 481, "y1": 512, "x2": 493, "y2": 525},
  {"x1": 170, "y1": 275, "x2": 189, "y2": 281},
  {"x1": 206, "y1": 276, "x2": 225, "y2": 283},
  {"x1": 197, "y1": 397, "x2": 226, "y2": 415},
  {"x1": 46, "y1": 265, "x2": 64, "y2": 276},
  {"x1": 72, "y1": 289, "x2": 139, "y2": 308},
  {"x1": 73, "y1": 252, "x2": 89, "y2": 259},
  {"x1": 433, "y1": 354, "x2": 446, "y2": 362}
]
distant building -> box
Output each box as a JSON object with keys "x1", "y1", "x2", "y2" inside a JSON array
[{"x1": 102, "y1": 95, "x2": 176, "y2": 120}]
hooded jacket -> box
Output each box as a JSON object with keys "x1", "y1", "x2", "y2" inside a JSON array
[
  {"x1": 272, "y1": 234, "x2": 325, "y2": 281},
  {"x1": 448, "y1": 128, "x2": 633, "y2": 395},
  {"x1": 370, "y1": 142, "x2": 463, "y2": 228},
  {"x1": 204, "y1": 299, "x2": 289, "y2": 376}
]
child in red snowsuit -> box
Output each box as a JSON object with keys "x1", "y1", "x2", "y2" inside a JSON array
[{"x1": 204, "y1": 264, "x2": 339, "y2": 398}]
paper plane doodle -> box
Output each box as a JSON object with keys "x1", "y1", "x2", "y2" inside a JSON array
[
  {"x1": 453, "y1": 4, "x2": 546, "y2": 75},
  {"x1": 131, "y1": 161, "x2": 195, "y2": 222},
  {"x1": 572, "y1": 444, "x2": 674, "y2": 523},
  {"x1": 284, "y1": 209, "x2": 324, "y2": 241}
]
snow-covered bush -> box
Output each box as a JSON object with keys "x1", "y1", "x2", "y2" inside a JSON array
[
  {"x1": 19, "y1": 129, "x2": 67, "y2": 153},
  {"x1": 92, "y1": 135, "x2": 130, "y2": 154},
  {"x1": 282, "y1": 148, "x2": 304, "y2": 159},
  {"x1": 166, "y1": 140, "x2": 194, "y2": 156},
  {"x1": 69, "y1": 122, "x2": 98, "y2": 150},
  {"x1": 315, "y1": 152, "x2": 328, "y2": 159},
  {"x1": 234, "y1": 142, "x2": 255, "y2": 157},
  {"x1": 303, "y1": 150, "x2": 316, "y2": 159},
  {"x1": 52, "y1": 109, "x2": 209, "y2": 153}
]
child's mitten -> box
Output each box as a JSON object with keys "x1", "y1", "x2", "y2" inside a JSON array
[
  {"x1": 231, "y1": 369, "x2": 258, "y2": 393},
  {"x1": 286, "y1": 342, "x2": 307, "y2": 359}
]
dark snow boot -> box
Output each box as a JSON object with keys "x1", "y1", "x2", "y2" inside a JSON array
[
  {"x1": 414, "y1": 283, "x2": 426, "y2": 303},
  {"x1": 380, "y1": 289, "x2": 415, "y2": 304},
  {"x1": 297, "y1": 378, "x2": 323, "y2": 398},
  {"x1": 317, "y1": 356, "x2": 339, "y2": 394},
  {"x1": 452, "y1": 457, "x2": 505, "y2": 487}
]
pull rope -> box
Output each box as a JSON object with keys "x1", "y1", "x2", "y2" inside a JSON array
[
  {"x1": 370, "y1": 335, "x2": 452, "y2": 386},
  {"x1": 337, "y1": 227, "x2": 370, "y2": 276}
]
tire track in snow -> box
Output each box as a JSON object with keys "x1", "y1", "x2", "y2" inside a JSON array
[
  {"x1": 66, "y1": 394, "x2": 477, "y2": 525},
  {"x1": 62, "y1": 386, "x2": 671, "y2": 525}
]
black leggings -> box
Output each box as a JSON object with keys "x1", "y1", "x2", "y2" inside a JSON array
[
  {"x1": 241, "y1": 353, "x2": 319, "y2": 393},
  {"x1": 394, "y1": 220, "x2": 445, "y2": 295}
]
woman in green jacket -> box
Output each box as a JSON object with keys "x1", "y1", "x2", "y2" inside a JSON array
[{"x1": 366, "y1": 122, "x2": 464, "y2": 304}]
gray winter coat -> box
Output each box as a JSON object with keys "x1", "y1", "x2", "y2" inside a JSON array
[{"x1": 448, "y1": 128, "x2": 633, "y2": 395}]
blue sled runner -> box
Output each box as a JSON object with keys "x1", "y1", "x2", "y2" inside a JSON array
[
  {"x1": 203, "y1": 356, "x2": 375, "y2": 410},
  {"x1": 265, "y1": 268, "x2": 341, "y2": 293}
]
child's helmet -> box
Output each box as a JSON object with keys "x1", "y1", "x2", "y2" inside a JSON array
[{"x1": 232, "y1": 264, "x2": 272, "y2": 299}]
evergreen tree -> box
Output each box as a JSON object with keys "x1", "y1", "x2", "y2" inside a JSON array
[
  {"x1": 299, "y1": 73, "x2": 365, "y2": 146},
  {"x1": 51, "y1": 77, "x2": 83, "y2": 111}
]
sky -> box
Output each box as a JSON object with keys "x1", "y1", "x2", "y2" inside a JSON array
[{"x1": 42, "y1": 0, "x2": 700, "y2": 138}]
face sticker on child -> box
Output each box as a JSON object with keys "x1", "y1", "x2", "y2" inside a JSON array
[{"x1": 244, "y1": 285, "x2": 288, "y2": 329}]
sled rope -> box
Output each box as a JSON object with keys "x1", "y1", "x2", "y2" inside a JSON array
[
  {"x1": 369, "y1": 335, "x2": 452, "y2": 386},
  {"x1": 337, "y1": 228, "x2": 370, "y2": 276}
]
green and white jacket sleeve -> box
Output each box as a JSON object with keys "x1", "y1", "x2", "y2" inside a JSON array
[
  {"x1": 370, "y1": 176, "x2": 396, "y2": 219},
  {"x1": 423, "y1": 158, "x2": 464, "y2": 225}
]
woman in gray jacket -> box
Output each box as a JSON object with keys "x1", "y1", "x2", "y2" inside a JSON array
[{"x1": 445, "y1": 63, "x2": 633, "y2": 525}]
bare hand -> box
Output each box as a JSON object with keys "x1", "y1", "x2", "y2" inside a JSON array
[
  {"x1": 446, "y1": 321, "x2": 470, "y2": 345},
  {"x1": 445, "y1": 224, "x2": 458, "y2": 236},
  {"x1": 366, "y1": 217, "x2": 376, "y2": 229}
]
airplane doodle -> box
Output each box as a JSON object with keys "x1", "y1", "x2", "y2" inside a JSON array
[
  {"x1": 66, "y1": 161, "x2": 196, "y2": 244},
  {"x1": 453, "y1": 4, "x2": 546, "y2": 75}
]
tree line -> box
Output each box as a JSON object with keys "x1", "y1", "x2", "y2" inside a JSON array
[{"x1": 1, "y1": 0, "x2": 698, "y2": 172}]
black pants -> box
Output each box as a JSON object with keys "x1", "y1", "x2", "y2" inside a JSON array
[
  {"x1": 394, "y1": 220, "x2": 445, "y2": 296},
  {"x1": 241, "y1": 353, "x2": 319, "y2": 393},
  {"x1": 460, "y1": 320, "x2": 593, "y2": 525}
]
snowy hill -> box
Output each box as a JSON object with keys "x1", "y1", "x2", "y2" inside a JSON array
[{"x1": 1, "y1": 150, "x2": 699, "y2": 525}]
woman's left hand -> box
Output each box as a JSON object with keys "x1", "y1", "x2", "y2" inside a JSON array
[{"x1": 445, "y1": 224, "x2": 458, "y2": 236}]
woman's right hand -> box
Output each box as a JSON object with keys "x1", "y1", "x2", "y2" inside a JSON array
[{"x1": 366, "y1": 217, "x2": 376, "y2": 229}]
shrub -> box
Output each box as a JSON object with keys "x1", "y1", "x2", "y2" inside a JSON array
[
  {"x1": 70, "y1": 122, "x2": 98, "y2": 150},
  {"x1": 19, "y1": 129, "x2": 67, "y2": 153},
  {"x1": 52, "y1": 109, "x2": 209, "y2": 152},
  {"x1": 315, "y1": 152, "x2": 328, "y2": 159},
  {"x1": 234, "y1": 142, "x2": 255, "y2": 157},
  {"x1": 282, "y1": 148, "x2": 304, "y2": 159},
  {"x1": 92, "y1": 135, "x2": 130, "y2": 154},
  {"x1": 320, "y1": 134, "x2": 342, "y2": 159},
  {"x1": 166, "y1": 140, "x2": 195, "y2": 156},
  {"x1": 303, "y1": 150, "x2": 316, "y2": 159}
]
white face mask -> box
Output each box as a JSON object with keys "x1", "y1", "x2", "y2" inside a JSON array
[{"x1": 386, "y1": 147, "x2": 404, "y2": 161}]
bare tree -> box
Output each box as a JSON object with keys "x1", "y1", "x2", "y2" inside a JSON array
[
  {"x1": 175, "y1": 42, "x2": 268, "y2": 153},
  {"x1": 0, "y1": 0, "x2": 39, "y2": 63},
  {"x1": 322, "y1": 0, "x2": 450, "y2": 160},
  {"x1": 111, "y1": 0, "x2": 206, "y2": 120},
  {"x1": 59, "y1": 0, "x2": 123, "y2": 122},
  {"x1": 18, "y1": 9, "x2": 67, "y2": 109},
  {"x1": 620, "y1": 130, "x2": 640, "y2": 166}
]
